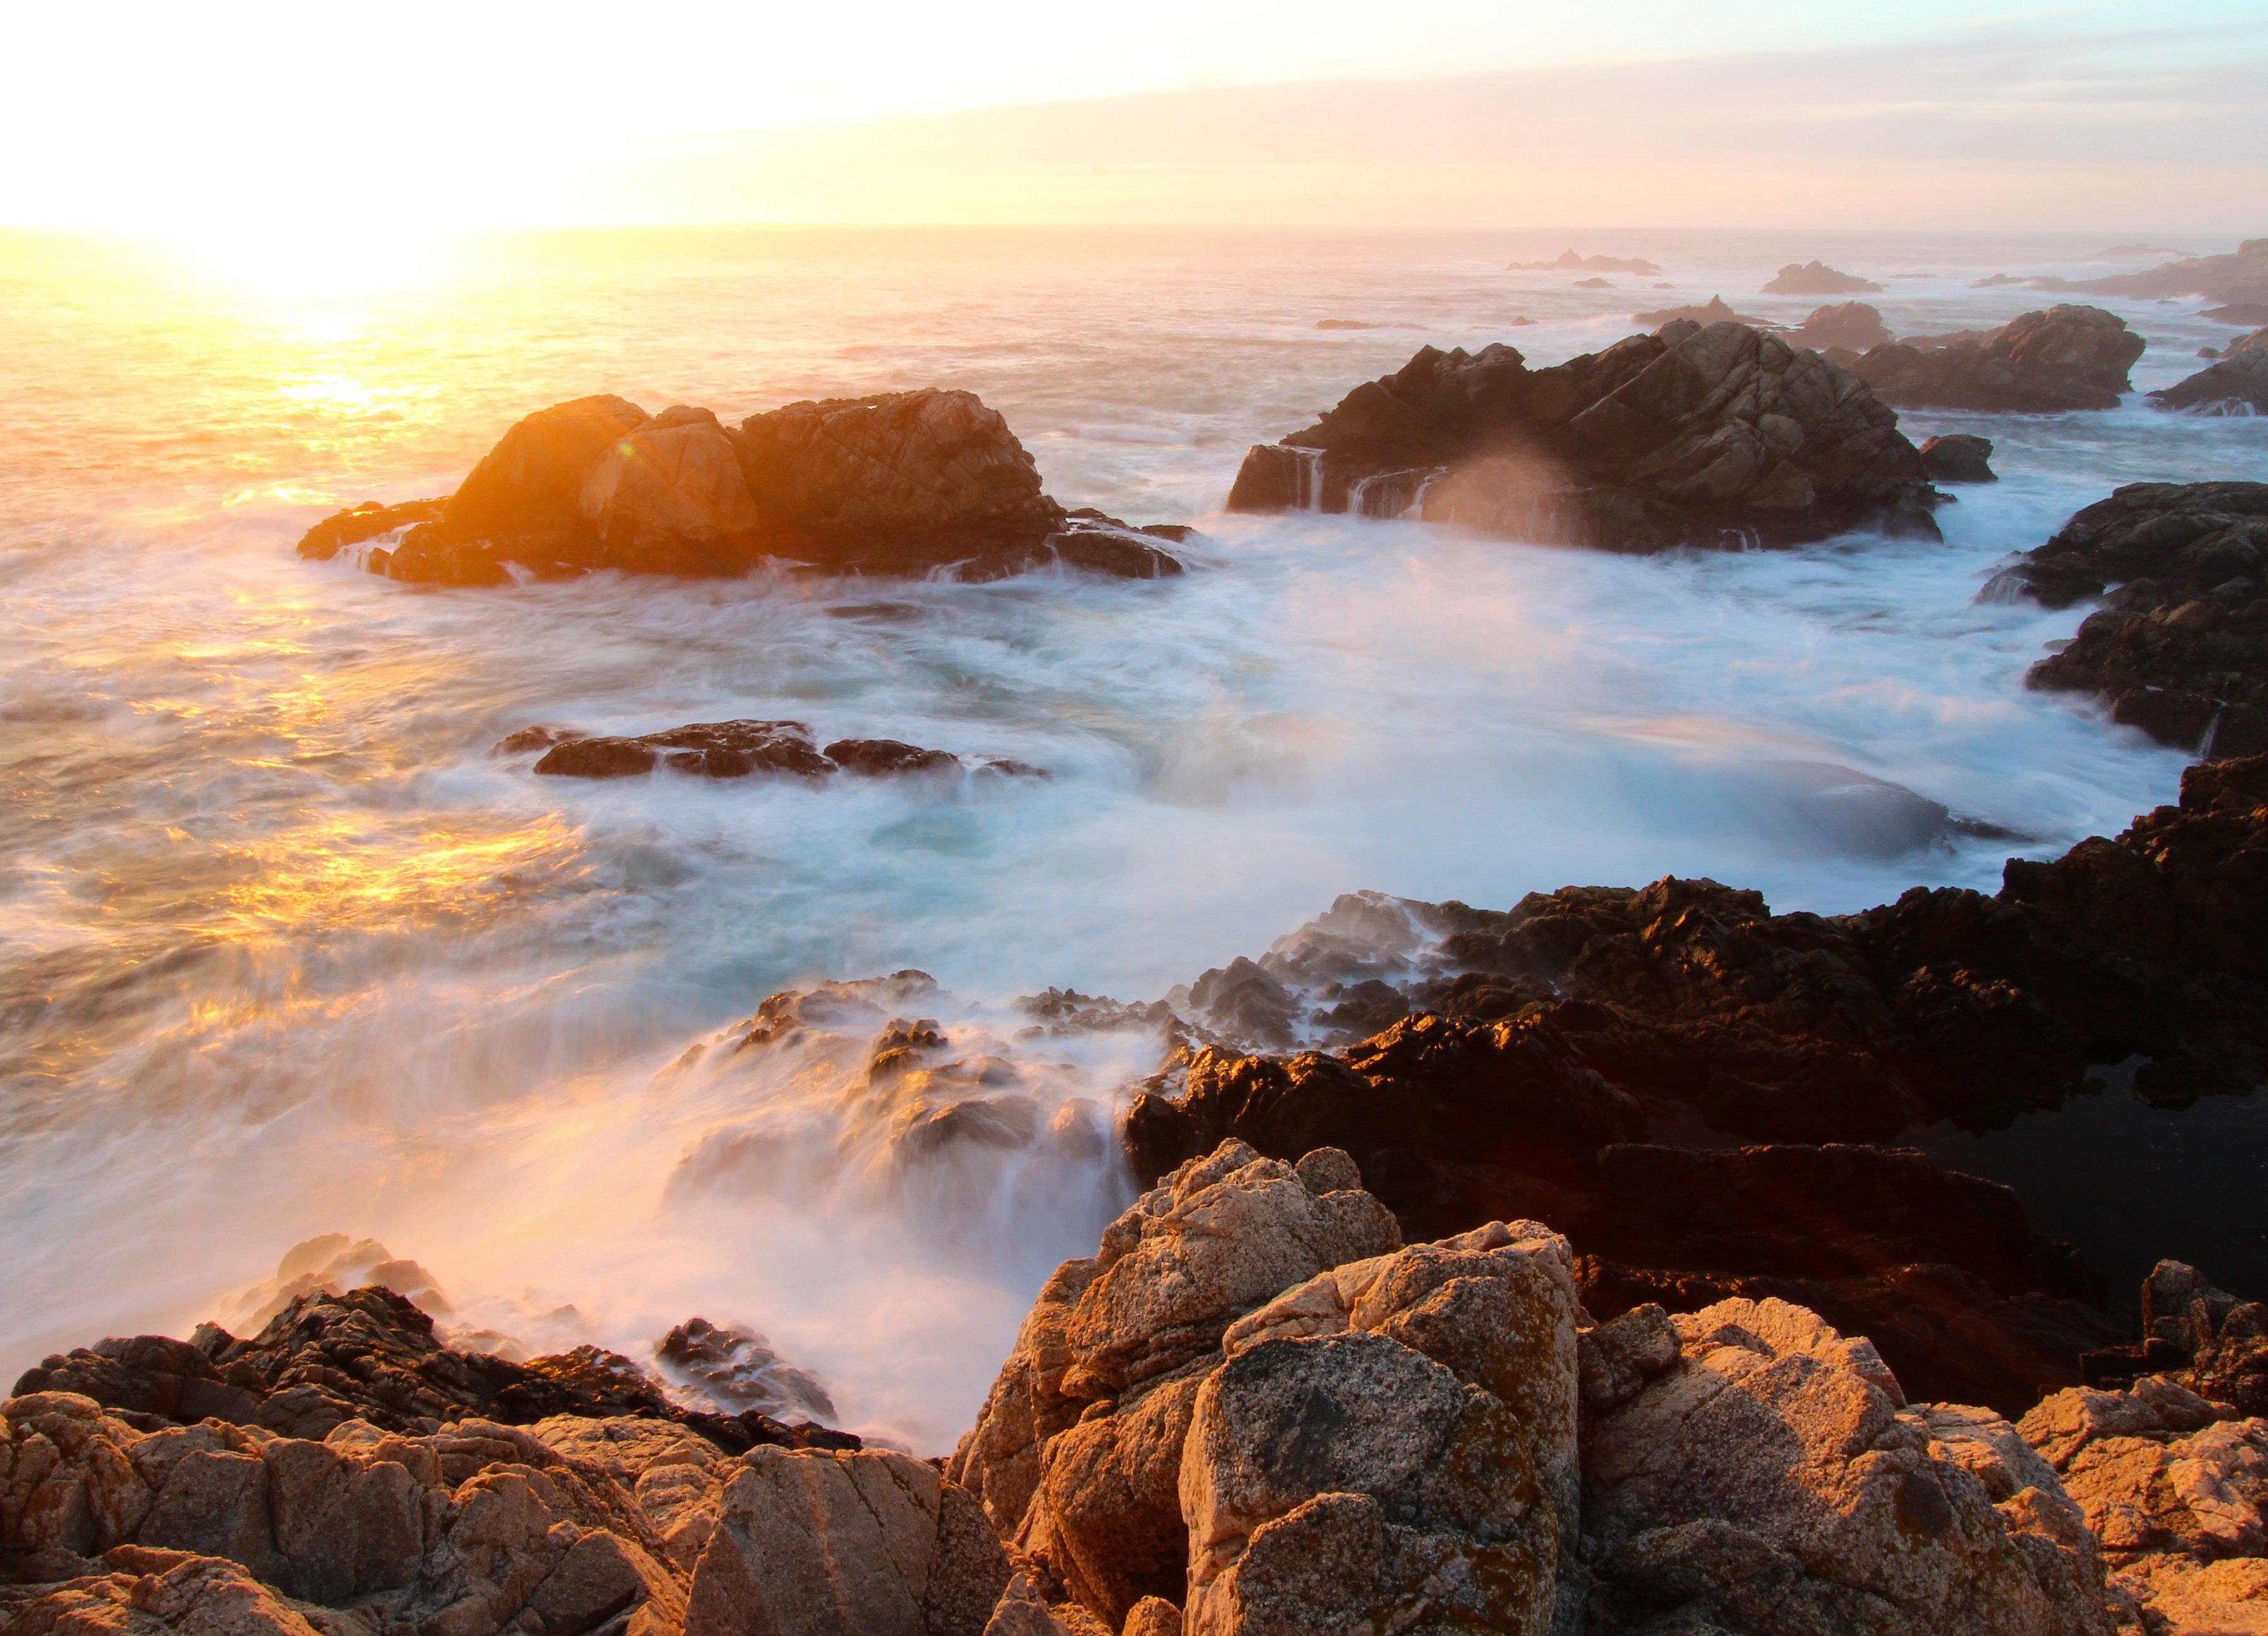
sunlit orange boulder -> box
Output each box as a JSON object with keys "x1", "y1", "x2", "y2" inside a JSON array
[{"x1": 295, "y1": 386, "x2": 1187, "y2": 586}]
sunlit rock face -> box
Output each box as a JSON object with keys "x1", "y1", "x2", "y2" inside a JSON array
[
  {"x1": 294, "y1": 388, "x2": 1187, "y2": 586},
  {"x1": 1225, "y1": 321, "x2": 1937, "y2": 552}
]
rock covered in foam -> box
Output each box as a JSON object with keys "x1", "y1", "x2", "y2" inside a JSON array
[
  {"x1": 2152, "y1": 327, "x2": 2268, "y2": 415},
  {"x1": 493, "y1": 719, "x2": 1046, "y2": 783},
  {"x1": 1225, "y1": 321, "x2": 1937, "y2": 551}
]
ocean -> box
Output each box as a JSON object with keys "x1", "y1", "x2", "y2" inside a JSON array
[{"x1": 2, "y1": 224, "x2": 2262, "y2": 1448}]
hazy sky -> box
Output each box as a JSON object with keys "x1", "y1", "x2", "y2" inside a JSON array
[{"x1": 7, "y1": 0, "x2": 2264, "y2": 230}]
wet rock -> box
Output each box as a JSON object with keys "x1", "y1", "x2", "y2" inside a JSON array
[
  {"x1": 1853, "y1": 305, "x2": 2145, "y2": 412},
  {"x1": 1584, "y1": 1301, "x2": 2112, "y2": 1635},
  {"x1": 1509, "y1": 251, "x2": 1663, "y2": 276},
  {"x1": 297, "y1": 388, "x2": 1186, "y2": 586},
  {"x1": 1920, "y1": 433, "x2": 1998, "y2": 484},
  {"x1": 2151, "y1": 331, "x2": 2268, "y2": 415},
  {"x1": 9, "y1": 1284, "x2": 861, "y2": 1458},
  {"x1": 292, "y1": 498, "x2": 449, "y2": 564},
  {"x1": 655, "y1": 1319, "x2": 838, "y2": 1424},
  {"x1": 532, "y1": 719, "x2": 838, "y2": 781},
  {"x1": 824, "y1": 740, "x2": 962, "y2": 777},
  {"x1": 1791, "y1": 300, "x2": 1890, "y2": 352},
  {"x1": 1995, "y1": 481, "x2": 2268, "y2": 757},
  {"x1": 1761, "y1": 260, "x2": 1882, "y2": 295},
  {"x1": 1227, "y1": 321, "x2": 1936, "y2": 552},
  {"x1": 950, "y1": 510, "x2": 1189, "y2": 583}
]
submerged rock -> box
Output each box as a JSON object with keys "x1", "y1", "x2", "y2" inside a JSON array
[
  {"x1": 498, "y1": 719, "x2": 1043, "y2": 784},
  {"x1": 1852, "y1": 306, "x2": 2146, "y2": 413},
  {"x1": 1761, "y1": 259, "x2": 1883, "y2": 295},
  {"x1": 1993, "y1": 481, "x2": 2268, "y2": 757},
  {"x1": 1225, "y1": 321, "x2": 1937, "y2": 552},
  {"x1": 296, "y1": 389, "x2": 1190, "y2": 586}
]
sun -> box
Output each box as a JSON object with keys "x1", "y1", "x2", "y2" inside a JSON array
[{"x1": 162, "y1": 218, "x2": 462, "y2": 307}]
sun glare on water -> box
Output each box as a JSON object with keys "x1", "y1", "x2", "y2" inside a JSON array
[{"x1": 164, "y1": 218, "x2": 462, "y2": 306}]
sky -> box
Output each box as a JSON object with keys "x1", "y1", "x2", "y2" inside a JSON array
[{"x1": 5, "y1": 0, "x2": 2264, "y2": 231}]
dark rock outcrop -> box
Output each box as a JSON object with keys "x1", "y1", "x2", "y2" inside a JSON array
[
  {"x1": 297, "y1": 390, "x2": 1189, "y2": 586},
  {"x1": 1995, "y1": 483, "x2": 2268, "y2": 757},
  {"x1": 1853, "y1": 306, "x2": 2145, "y2": 412},
  {"x1": 1225, "y1": 322, "x2": 1937, "y2": 552},
  {"x1": 9, "y1": 1285, "x2": 858, "y2": 1456},
  {"x1": 2151, "y1": 327, "x2": 2268, "y2": 415},
  {"x1": 1761, "y1": 260, "x2": 1881, "y2": 296},
  {"x1": 1791, "y1": 300, "x2": 1889, "y2": 353},
  {"x1": 1509, "y1": 250, "x2": 1662, "y2": 276},
  {"x1": 2076, "y1": 1259, "x2": 2268, "y2": 1417},
  {"x1": 2047, "y1": 237, "x2": 2268, "y2": 306},
  {"x1": 1629, "y1": 295, "x2": 1767, "y2": 328},
  {"x1": 1920, "y1": 433, "x2": 1998, "y2": 483},
  {"x1": 1124, "y1": 757, "x2": 2268, "y2": 1409},
  {"x1": 498, "y1": 720, "x2": 1043, "y2": 783}
]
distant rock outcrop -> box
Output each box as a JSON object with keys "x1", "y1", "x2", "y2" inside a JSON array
[
  {"x1": 1853, "y1": 306, "x2": 2145, "y2": 412},
  {"x1": 296, "y1": 391, "x2": 1188, "y2": 587},
  {"x1": 2152, "y1": 327, "x2": 2268, "y2": 415},
  {"x1": 1224, "y1": 321, "x2": 1937, "y2": 552},
  {"x1": 1991, "y1": 481, "x2": 2268, "y2": 756},
  {"x1": 1790, "y1": 300, "x2": 1891, "y2": 352},
  {"x1": 1761, "y1": 260, "x2": 1882, "y2": 295},
  {"x1": 1629, "y1": 294, "x2": 1767, "y2": 328},
  {"x1": 1509, "y1": 249, "x2": 1662, "y2": 276},
  {"x1": 2049, "y1": 237, "x2": 2268, "y2": 306}
]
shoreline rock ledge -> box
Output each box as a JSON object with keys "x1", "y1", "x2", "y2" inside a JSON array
[
  {"x1": 296, "y1": 390, "x2": 1191, "y2": 587},
  {"x1": 1224, "y1": 321, "x2": 1939, "y2": 552},
  {"x1": 16, "y1": 1142, "x2": 2254, "y2": 1635}
]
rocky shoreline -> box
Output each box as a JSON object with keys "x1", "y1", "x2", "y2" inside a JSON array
[{"x1": 11, "y1": 755, "x2": 2268, "y2": 1632}]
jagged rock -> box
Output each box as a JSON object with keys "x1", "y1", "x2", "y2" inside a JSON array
[
  {"x1": 9, "y1": 1284, "x2": 860, "y2": 1458},
  {"x1": 295, "y1": 390, "x2": 1189, "y2": 586},
  {"x1": 948, "y1": 1143, "x2": 1575, "y2": 1634},
  {"x1": 1225, "y1": 323, "x2": 1937, "y2": 552},
  {"x1": 1994, "y1": 482, "x2": 2268, "y2": 757},
  {"x1": 1853, "y1": 306, "x2": 2145, "y2": 412},
  {"x1": 654, "y1": 1319, "x2": 837, "y2": 1423},
  {"x1": 2079, "y1": 1261, "x2": 2268, "y2": 1419},
  {"x1": 1583, "y1": 1300, "x2": 2112, "y2": 1635},
  {"x1": 1792, "y1": 300, "x2": 1891, "y2": 352},
  {"x1": 1921, "y1": 433, "x2": 1999, "y2": 483},
  {"x1": 1509, "y1": 251, "x2": 1663, "y2": 276},
  {"x1": 2020, "y1": 1375, "x2": 2268, "y2": 1635},
  {"x1": 2152, "y1": 331, "x2": 2268, "y2": 415},
  {"x1": 1761, "y1": 260, "x2": 1882, "y2": 296},
  {"x1": 0, "y1": 1390, "x2": 1002, "y2": 1636},
  {"x1": 1629, "y1": 295, "x2": 1769, "y2": 328}
]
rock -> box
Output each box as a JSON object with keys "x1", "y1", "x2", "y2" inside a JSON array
[
  {"x1": 295, "y1": 388, "x2": 1188, "y2": 586},
  {"x1": 292, "y1": 498, "x2": 449, "y2": 564},
  {"x1": 1853, "y1": 306, "x2": 2146, "y2": 412},
  {"x1": 949, "y1": 1142, "x2": 1576, "y2": 1634},
  {"x1": 9, "y1": 1283, "x2": 861, "y2": 1458},
  {"x1": 1792, "y1": 300, "x2": 1890, "y2": 352},
  {"x1": 1316, "y1": 319, "x2": 1382, "y2": 329},
  {"x1": 1574, "y1": 277, "x2": 1614, "y2": 289},
  {"x1": 1629, "y1": 294, "x2": 1768, "y2": 327},
  {"x1": 1584, "y1": 1300, "x2": 2112, "y2": 1635},
  {"x1": 2206, "y1": 303, "x2": 2268, "y2": 326},
  {"x1": 1, "y1": 1555, "x2": 327, "y2": 1636},
  {"x1": 530, "y1": 720, "x2": 839, "y2": 781},
  {"x1": 1994, "y1": 482, "x2": 2268, "y2": 757},
  {"x1": 824, "y1": 740, "x2": 963, "y2": 777},
  {"x1": 655, "y1": 1319, "x2": 837, "y2": 1423},
  {"x1": 2046, "y1": 237, "x2": 2268, "y2": 306},
  {"x1": 2020, "y1": 1376, "x2": 2268, "y2": 1635},
  {"x1": 2151, "y1": 332, "x2": 2268, "y2": 415},
  {"x1": 1509, "y1": 251, "x2": 1663, "y2": 276},
  {"x1": 1225, "y1": 322, "x2": 1937, "y2": 552},
  {"x1": 949, "y1": 511, "x2": 1189, "y2": 583},
  {"x1": 1920, "y1": 433, "x2": 1999, "y2": 483},
  {"x1": 1761, "y1": 260, "x2": 1882, "y2": 295},
  {"x1": 2078, "y1": 1261, "x2": 2268, "y2": 1419}
]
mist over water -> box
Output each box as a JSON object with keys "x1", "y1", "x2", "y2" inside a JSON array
[{"x1": 3, "y1": 226, "x2": 2262, "y2": 1449}]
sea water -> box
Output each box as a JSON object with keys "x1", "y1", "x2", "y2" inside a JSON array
[{"x1": 2, "y1": 226, "x2": 2262, "y2": 1446}]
